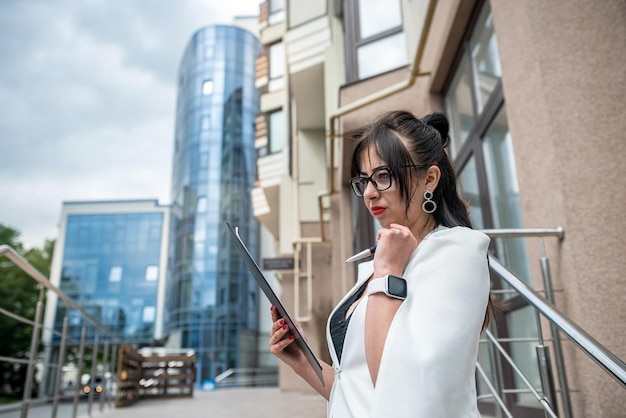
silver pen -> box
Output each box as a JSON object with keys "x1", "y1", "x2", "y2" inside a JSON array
[{"x1": 344, "y1": 244, "x2": 377, "y2": 263}]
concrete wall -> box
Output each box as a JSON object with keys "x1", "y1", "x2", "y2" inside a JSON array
[{"x1": 491, "y1": 1, "x2": 626, "y2": 416}]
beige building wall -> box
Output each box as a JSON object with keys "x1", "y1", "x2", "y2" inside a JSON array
[{"x1": 490, "y1": 1, "x2": 626, "y2": 416}]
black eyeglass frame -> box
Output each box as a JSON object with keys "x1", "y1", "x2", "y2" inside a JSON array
[{"x1": 349, "y1": 164, "x2": 428, "y2": 197}]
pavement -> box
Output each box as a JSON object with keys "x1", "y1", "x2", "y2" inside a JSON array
[
  {"x1": 2, "y1": 388, "x2": 327, "y2": 418},
  {"x1": 99, "y1": 388, "x2": 327, "y2": 418}
]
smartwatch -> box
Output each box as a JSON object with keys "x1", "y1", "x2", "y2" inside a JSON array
[{"x1": 367, "y1": 274, "x2": 407, "y2": 300}]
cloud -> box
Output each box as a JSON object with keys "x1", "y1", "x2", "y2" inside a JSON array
[{"x1": 0, "y1": 0, "x2": 260, "y2": 249}]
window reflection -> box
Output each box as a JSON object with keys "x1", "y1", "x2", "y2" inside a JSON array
[
  {"x1": 506, "y1": 305, "x2": 541, "y2": 406},
  {"x1": 108, "y1": 266, "x2": 123, "y2": 282},
  {"x1": 357, "y1": 32, "x2": 407, "y2": 80},
  {"x1": 446, "y1": 55, "x2": 474, "y2": 155},
  {"x1": 269, "y1": 42, "x2": 284, "y2": 92},
  {"x1": 145, "y1": 265, "x2": 158, "y2": 281},
  {"x1": 202, "y1": 80, "x2": 214, "y2": 96},
  {"x1": 358, "y1": 0, "x2": 402, "y2": 39},
  {"x1": 470, "y1": 6, "x2": 501, "y2": 113},
  {"x1": 269, "y1": 109, "x2": 284, "y2": 153},
  {"x1": 57, "y1": 212, "x2": 163, "y2": 343},
  {"x1": 269, "y1": 0, "x2": 285, "y2": 25},
  {"x1": 344, "y1": 0, "x2": 407, "y2": 81},
  {"x1": 483, "y1": 106, "x2": 530, "y2": 283},
  {"x1": 457, "y1": 156, "x2": 483, "y2": 229}
]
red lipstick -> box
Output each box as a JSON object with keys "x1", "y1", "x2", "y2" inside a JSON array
[{"x1": 371, "y1": 206, "x2": 385, "y2": 216}]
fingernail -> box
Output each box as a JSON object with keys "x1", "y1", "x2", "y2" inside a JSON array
[
  {"x1": 282, "y1": 324, "x2": 287, "y2": 330},
  {"x1": 270, "y1": 306, "x2": 274, "y2": 311},
  {"x1": 279, "y1": 319, "x2": 284, "y2": 326},
  {"x1": 289, "y1": 335, "x2": 295, "y2": 340}
]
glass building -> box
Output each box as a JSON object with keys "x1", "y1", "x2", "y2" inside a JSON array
[
  {"x1": 45, "y1": 200, "x2": 170, "y2": 346},
  {"x1": 166, "y1": 25, "x2": 261, "y2": 384}
]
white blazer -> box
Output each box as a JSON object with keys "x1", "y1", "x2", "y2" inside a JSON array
[{"x1": 326, "y1": 226, "x2": 491, "y2": 417}]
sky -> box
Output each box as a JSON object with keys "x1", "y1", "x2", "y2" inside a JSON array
[{"x1": 0, "y1": 0, "x2": 260, "y2": 249}]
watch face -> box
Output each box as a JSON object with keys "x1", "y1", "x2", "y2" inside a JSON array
[{"x1": 388, "y1": 275, "x2": 407, "y2": 298}]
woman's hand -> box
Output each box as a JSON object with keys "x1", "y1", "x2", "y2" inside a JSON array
[
  {"x1": 269, "y1": 306, "x2": 334, "y2": 400},
  {"x1": 269, "y1": 306, "x2": 307, "y2": 369},
  {"x1": 373, "y1": 223, "x2": 418, "y2": 276}
]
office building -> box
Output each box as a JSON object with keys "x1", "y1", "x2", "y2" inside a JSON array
[
  {"x1": 44, "y1": 200, "x2": 170, "y2": 344},
  {"x1": 166, "y1": 25, "x2": 263, "y2": 384},
  {"x1": 41, "y1": 200, "x2": 170, "y2": 392}
]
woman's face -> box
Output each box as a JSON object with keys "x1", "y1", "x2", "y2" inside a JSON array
[{"x1": 358, "y1": 147, "x2": 428, "y2": 234}]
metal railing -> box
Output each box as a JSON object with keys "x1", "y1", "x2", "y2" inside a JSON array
[
  {"x1": 477, "y1": 227, "x2": 626, "y2": 418},
  {"x1": 0, "y1": 245, "x2": 122, "y2": 418},
  {"x1": 214, "y1": 367, "x2": 278, "y2": 388}
]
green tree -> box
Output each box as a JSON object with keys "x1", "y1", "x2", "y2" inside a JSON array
[{"x1": 0, "y1": 224, "x2": 54, "y2": 396}]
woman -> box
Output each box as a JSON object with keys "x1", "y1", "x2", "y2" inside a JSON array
[{"x1": 270, "y1": 110, "x2": 492, "y2": 417}]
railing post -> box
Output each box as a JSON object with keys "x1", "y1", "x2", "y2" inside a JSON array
[
  {"x1": 483, "y1": 326, "x2": 506, "y2": 418},
  {"x1": 51, "y1": 313, "x2": 70, "y2": 418},
  {"x1": 536, "y1": 345, "x2": 558, "y2": 413},
  {"x1": 540, "y1": 249, "x2": 573, "y2": 418},
  {"x1": 20, "y1": 285, "x2": 44, "y2": 418},
  {"x1": 72, "y1": 325, "x2": 87, "y2": 418},
  {"x1": 100, "y1": 341, "x2": 109, "y2": 412},
  {"x1": 88, "y1": 332, "x2": 99, "y2": 417},
  {"x1": 109, "y1": 345, "x2": 117, "y2": 408}
]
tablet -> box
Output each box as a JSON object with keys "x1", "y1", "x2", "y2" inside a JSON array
[{"x1": 226, "y1": 222, "x2": 324, "y2": 386}]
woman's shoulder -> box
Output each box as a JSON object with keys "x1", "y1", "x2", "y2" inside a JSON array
[{"x1": 427, "y1": 225, "x2": 490, "y2": 253}]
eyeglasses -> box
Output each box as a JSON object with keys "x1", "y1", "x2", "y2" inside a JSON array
[{"x1": 349, "y1": 164, "x2": 428, "y2": 197}]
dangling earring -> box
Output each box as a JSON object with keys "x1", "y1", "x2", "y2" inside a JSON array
[{"x1": 422, "y1": 188, "x2": 437, "y2": 214}]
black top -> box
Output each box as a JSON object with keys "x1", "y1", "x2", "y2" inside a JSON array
[{"x1": 329, "y1": 282, "x2": 367, "y2": 364}]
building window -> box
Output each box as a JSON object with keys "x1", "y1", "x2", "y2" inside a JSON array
[
  {"x1": 444, "y1": 3, "x2": 526, "y2": 275},
  {"x1": 202, "y1": 80, "x2": 214, "y2": 95},
  {"x1": 145, "y1": 265, "x2": 159, "y2": 281},
  {"x1": 268, "y1": 0, "x2": 285, "y2": 25},
  {"x1": 357, "y1": 32, "x2": 407, "y2": 80},
  {"x1": 204, "y1": 44, "x2": 214, "y2": 59},
  {"x1": 201, "y1": 115, "x2": 210, "y2": 130},
  {"x1": 268, "y1": 42, "x2": 285, "y2": 92},
  {"x1": 142, "y1": 306, "x2": 156, "y2": 323},
  {"x1": 108, "y1": 266, "x2": 123, "y2": 282},
  {"x1": 197, "y1": 196, "x2": 207, "y2": 213},
  {"x1": 269, "y1": 109, "x2": 285, "y2": 154},
  {"x1": 344, "y1": 0, "x2": 408, "y2": 82}
]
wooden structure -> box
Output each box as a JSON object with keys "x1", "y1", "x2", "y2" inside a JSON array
[{"x1": 116, "y1": 345, "x2": 196, "y2": 407}]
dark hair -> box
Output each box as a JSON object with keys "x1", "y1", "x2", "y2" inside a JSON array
[
  {"x1": 350, "y1": 110, "x2": 472, "y2": 229},
  {"x1": 351, "y1": 110, "x2": 500, "y2": 330}
]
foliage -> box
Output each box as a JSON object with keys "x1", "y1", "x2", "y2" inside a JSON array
[{"x1": 0, "y1": 224, "x2": 54, "y2": 396}]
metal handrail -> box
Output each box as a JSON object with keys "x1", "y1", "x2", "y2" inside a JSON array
[
  {"x1": 488, "y1": 256, "x2": 626, "y2": 389},
  {"x1": 478, "y1": 226, "x2": 623, "y2": 418},
  {"x1": 483, "y1": 329, "x2": 559, "y2": 418},
  {"x1": 480, "y1": 226, "x2": 565, "y2": 241},
  {"x1": 476, "y1": 362, "x2": 514, "y2": 418},
  {"x1": 0, "y1": 244, "x2": 122, "y2": 418},
  {"x1": 0, "y1": 245, "x2": 122, "y2": 343}
]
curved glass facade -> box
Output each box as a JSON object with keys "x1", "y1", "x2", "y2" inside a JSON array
[{"x1": 167, "y1": 25, "x2": 261, "y2": 383}]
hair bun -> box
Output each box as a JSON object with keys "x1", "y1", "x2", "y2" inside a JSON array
[{"x1": 422, "y1": 112, "x2": 450, "y2": 148}]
